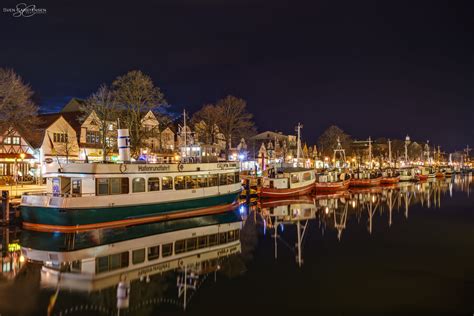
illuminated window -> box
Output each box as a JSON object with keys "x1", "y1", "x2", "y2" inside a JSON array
[
  {"x1": 162, "y1": 176, "x2": 173, "y2": 190},
  {"x1": 148, "y1": 177, "x2": 160, "y2": 191}
]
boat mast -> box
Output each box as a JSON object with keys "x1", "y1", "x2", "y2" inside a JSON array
[
  {"x1": 368, "y1": 136, "x2": 372, "y2": 169},
  {"x1": 388, "y1": 139, "x2": 392, "y2": 167},
  {"x1": 183, "y1": 109, "x2": 187, "y2": 158},
  {"x1": 296, "y1": 123, "x2": 303, "y2": 167}
]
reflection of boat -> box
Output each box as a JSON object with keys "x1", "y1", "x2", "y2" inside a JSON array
[
  {"x1": 259, "y1": 167, "x2": 315, "y2": 198},
  {"x1": 259, "y1": 196, "x2": 316, "y2": 220},
  {"x1": 315, "y1": 171, "x2": 350, "y2": 192},
  {"x1": 21, "y1": 161, "x2": 242, "y2": 229},
  {"x1": 21, "y1": 211, "x2": 242, "y2": 292},
  {"x1": 349, "y1": 170, "x2": 382, "y2": 187}
]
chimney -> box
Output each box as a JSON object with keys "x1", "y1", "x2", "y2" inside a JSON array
[{"x1": 118, "y1": 129, "x2": 131, "y2": 162}]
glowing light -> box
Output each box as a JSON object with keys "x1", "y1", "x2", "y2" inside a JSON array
[
  {"x1": 352, "y1": 201, "x2": 356, "y2": 208},
  {"x1": 239, "y1": 154, "x2": 245, "y2": 160},
  {"x1": 325, "y1": 207, "x2": 329, "y2": 214},
  {"x1": 19, "y1": 255, "x2": 25, "y2": 263}
]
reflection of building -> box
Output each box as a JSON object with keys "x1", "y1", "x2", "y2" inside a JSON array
[{"x1": 0, "y1": 128, "x2": 36, "y2": 183}]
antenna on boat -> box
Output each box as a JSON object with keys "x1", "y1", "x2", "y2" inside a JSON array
[
  {"x1": 368, "y1": 136, "x2": 372, "y2": 169},
  {"x1": 333, "y1": 137, "x2": 346, "y2": 169}
]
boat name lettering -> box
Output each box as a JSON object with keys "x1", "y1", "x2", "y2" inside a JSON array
[
  {"x1": 217, "y1": 163, "x2": 237, "y2": 169},
  {"x1": 217, "y1": 246, "x2": 238, "y2": 256},
  {"x1": 138, "y1": 262, "x2": 171, "y2": 276},
  {"x1": 137, "y1": 165, "x2": 170, "y2": 172}
]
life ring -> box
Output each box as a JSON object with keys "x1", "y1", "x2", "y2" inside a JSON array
[
  {"x1": 119, "y1": 164, "x2": 127, "y2": 173},
  {"x1": 178, "y1": 163, "x2": 184, "y2": 172},
  {"x1": 178, "y1": 259, "x2": 184, "y2": 267}
]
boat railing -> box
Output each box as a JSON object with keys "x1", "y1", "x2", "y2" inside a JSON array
[{"x1": 23, "y1": 192, "x2": 95, "y2": 198}]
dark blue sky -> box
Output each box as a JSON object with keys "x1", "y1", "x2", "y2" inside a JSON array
[{"x1": 1, "y1": 0, "x2": 473, "y2": 151}]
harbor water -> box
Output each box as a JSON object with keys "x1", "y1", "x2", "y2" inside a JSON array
[{"x1": 0, "y1": 175, "x2": 473, "y2": 315}]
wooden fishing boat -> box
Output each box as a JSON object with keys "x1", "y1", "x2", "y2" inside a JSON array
[
  {"x1": 435, "y1": 170, "x2": 445, "y2": 178},
  {"x1": 315, "y1": 171, "x2": 351, "y2": 192},
  {"x1": 259, "y1": 167, "x2": 315, "y2": 198},
  {"x1": 349, "y1": 170, "x2": 382, "y2": 187},
  {"x1": 381, "y1": 169, "x2": 400, "y2": 184},
  {"x1": 398, "y1": 168, "x2": 417, "y2": 181}
]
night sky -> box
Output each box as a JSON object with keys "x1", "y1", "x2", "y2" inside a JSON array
[{"x1": 1, "y1": 0, "x2": 473, "y2": 151}]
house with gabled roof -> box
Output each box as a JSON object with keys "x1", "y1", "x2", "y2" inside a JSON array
[{"x1": 0, "y1": 127, "x2": 37, "y2": 183}]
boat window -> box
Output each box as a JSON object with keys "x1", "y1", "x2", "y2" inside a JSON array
[
  {"x1": 227, "y1": 230, "x2": 236, "y2": 242},
  {"x1": 186, "y1": 238, "x2": 197, "y2": 251},
  {"x1": 148, "y1": 177, "x2": 160, "y2": 192},
  {"x1": 303, "y1": 172, "x2": 312, "y2": 181},
  {"x1": 174, "y1": 176, "x2": 185, "y2": 190},
  {"x1": 198, "y1": 175, "x2": 208, "y2": 188},
  {"x1": 162, "y1": 176, "x2": 173, "y2": 190},
  {"x1": 209, "y1": 174, "x2": 219, "y2": 187},
  {"x1": 110, "y1": 178, "x2": 122, "y2": 194},
  {"x1": 208, "y1": 234, "x2": 218, "y2": 246},
  {"x1": 175, "y1": 240, "x2": 185, "y2": 254},
  {"x1": 185, "y1": 175, "x2": 199, "y2": 189},
  {"x1": 71, "y1": 260, "x2": 81, "y2": 272},
  {"x1": 72, "y1": 179, "x2": 81, "y2": 195},
  {"x1": 219, "y1": 232, "x2": 227, "y2": 244},
  {"x1": 219, "y1": 174, "x2": 227, "y2": 186},
  {"x1": 197, "y1": 236, "x2": 207, "y2": 249},
  {"x1": 226, "y1": 173, "x2": 234, "y2": 185},
  {"x1": 133, "y1": 178, "x2": 146, "y2": 193},
  {"x1": 97, "y1": 179, "x2": 109, "y2": 196},
  {"x1": 234, "y1": 172, "x2": 240, "y2": 183},
  {"x1": 96, "y1": 251, "x2": 129, "y2": 274},
  {"x1": 148, "y1": 245, "x2": 160, "y2": 261},
  {"x1": 291, "y1": 174, "x2": 300, "y2": 184},
  {"x1": 121, "y1": 178, "x2": 129, "y2": 194},
  {"x1": 132, "y1": 248, "x2": 145, "y2": 264},
  {"x1": 235, "y1": 229, "x2": 240, "y2": 240},
  {"x1": 96, "y1": 256, "x2": 109, "y2": 273},
  {"x1": 162, "y1": 243, "x2": 173, "y2": 257}
]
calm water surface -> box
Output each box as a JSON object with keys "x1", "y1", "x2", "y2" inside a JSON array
[{"x1": 0, "y1": 175, "x2": 473, "y2": 316}]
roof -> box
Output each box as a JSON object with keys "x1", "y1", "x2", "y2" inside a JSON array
[
  {"x1": 250, "y1": 131, "x2": 289, "y2": 141},
  {"x1": 61, "y1": 98, "x2": 86, "y2": 113}
]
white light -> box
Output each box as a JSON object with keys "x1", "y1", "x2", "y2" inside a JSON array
[{"x1": 325, "y1": 207, "x2": 329, "y2": 214}]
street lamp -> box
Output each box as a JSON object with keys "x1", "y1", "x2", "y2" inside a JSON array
[{"x1": 20, "y1": 153, "x2": 25, "y2": 187}]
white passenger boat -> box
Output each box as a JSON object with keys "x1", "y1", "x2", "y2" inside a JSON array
[{"x1": 21, "y1": 161, "x2": 242, "y2": 230}]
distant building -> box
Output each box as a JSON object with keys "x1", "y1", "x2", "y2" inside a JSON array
[{"x1": 0, "y1": 127, "x2": 37, "y2": 182}]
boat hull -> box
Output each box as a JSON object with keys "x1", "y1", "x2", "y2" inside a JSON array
[
  {"x1": 259, "y1": 183, "x2": 314, "y2": 198},
  {"x1": 349, "y1": 177, "x2": 382, "y2": 187},
  {"x1": 315, "y1": 179, "x2": 350, "y2": 192},
  {"x1": 380, "y1": 176, "x2": 400, "y2": 184},
  {"x1": 416, "y1": 174, "x2": 429, "y2": 181},
  {"x1": 21, "y1": 191, "x2": 241, "y2": 228}
]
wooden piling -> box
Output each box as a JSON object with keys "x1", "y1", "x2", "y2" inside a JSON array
[{"x1": 2, "y1": 190, "x2": 10, "y2": 225}]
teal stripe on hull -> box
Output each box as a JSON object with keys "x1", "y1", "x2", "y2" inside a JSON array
[{"x1": 21, "y1": 191, "x2": 240, "y2": 226}]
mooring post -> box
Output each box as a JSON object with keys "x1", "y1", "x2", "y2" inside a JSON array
[{"x1": 2, "y1": 190, "x2": 10, "y2": 225}]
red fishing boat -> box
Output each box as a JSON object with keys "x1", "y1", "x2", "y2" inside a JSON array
[
  {"x1": 380, "y1": 169, "x2": 400, "y2": 185},
  {"x1": 349, "y1": 170, "x2": 382, "y2": 187},
  {"x1": 315, "y1": 171, "x2": 351, "y2": 192},
  {"x1": 259, "y1": 167, "x2": 316, "y2": 198}
]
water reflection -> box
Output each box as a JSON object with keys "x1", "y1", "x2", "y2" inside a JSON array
[
  {"x1": 254, "y1": 175, "x2": 473, "y2": 267},
  {"x1": 0, "y1": 175, "x2": 472, "y2": 315}
]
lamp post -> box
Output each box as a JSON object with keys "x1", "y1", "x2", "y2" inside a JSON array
[
  {"x1": 404, "y1": 135, "x2": 410, "y2": 165},
  {"x1": 20, "y1": 153, "x2": 25, "y2": 187}
]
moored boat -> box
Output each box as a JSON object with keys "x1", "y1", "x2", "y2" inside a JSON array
[
  {"x1": 381, "y1": 169, "x2": 400, "y2": 185},
  {"x1": 259, "y1": 167, "x2": 315, "y2": 198},
  {"x1": 349, "y1": 170, "x2": 382, "y2": 187},
  {"x1": 21, "y1": 161, "x2": 242, "y2": 230},
  {"x1": 315, "y1": 170, "x2": 351, "y2": 192},
  {"x1": 398, "y1": 167, "x2": 417, "y2": 182}
]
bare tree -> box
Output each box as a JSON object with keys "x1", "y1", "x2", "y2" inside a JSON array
[
  {"x1": 215, "y1": 95, "x2": 255, "y2": 155},
  {"x1": 0, "y1": 68, "x2": 39, "y2": 137},
  {"x1": 317, "y1": 125, "x2": 352, "y2": 158},
  {"x1": 81, "y1": 85, "x2": 119, "y2": 162},
  {"x1": 113, "y1": 70, "x2": 166, "y2": 157},
  {"x1": 191, "y1": 104, "x2": 223, "y2": 145},
  {"x1": 51, "y1": 127, "x2": 78, "y2": 163}
]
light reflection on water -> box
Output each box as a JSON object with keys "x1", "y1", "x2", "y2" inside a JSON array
[{"x1": 0, "y1": 175, "x2": 472, "y2": 315}]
